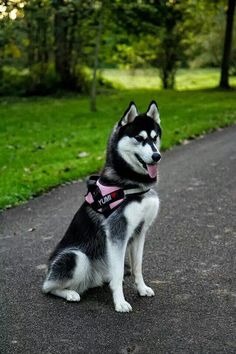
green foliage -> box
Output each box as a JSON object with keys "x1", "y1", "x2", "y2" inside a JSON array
[
  {"x1": 0, "y1": 0, "x2": 235, "y2": 94},
  {"x1": 0, "y1": 66, "x2": 28, "y2": 95},
  {"x1": 186, "y1": 1, "x2": 235, "y2": 69},
  {"x1": 25, "y1": 64, "x2": 60, "y2": 95},
  {"x1": 0, "y1": 68, "x2": 236, "y2": 209},
  {"x1": 0, "y1": 0, "x2": 100, "y2": 95}
]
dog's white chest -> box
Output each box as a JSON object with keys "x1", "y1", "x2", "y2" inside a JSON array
[{"x1": 124, "y1": 190, "x2": 160, "y2": 237}]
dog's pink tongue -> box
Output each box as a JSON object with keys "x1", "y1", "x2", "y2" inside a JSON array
[{"x1": 147, "y1": 164, "x2": 158, "y2": 178}]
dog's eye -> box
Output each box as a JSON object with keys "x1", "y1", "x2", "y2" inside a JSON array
[
  {"x1": 134, "y1": 136, "x2": 144, "y2": 143},
  {"x1": 153, "y1": 135, "x2": 158, "y2": 141}
]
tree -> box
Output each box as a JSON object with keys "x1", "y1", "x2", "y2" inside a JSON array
[
  {"x1": 219, "y1": 0, "x2": 236, "y2": 88},
  {"x1": 24, "y1": 0, "x2": 53, "y2": 94},
  {"x1": 105, "y1": 0, "x2": 187, "y2": 89},
  {"x1": 157, "y1": 1, "x2": 184, "y2": 89},
  {"x1": 90, "y1": 2, "x2": 103, "y2": 112},
  {"x1": 53, "y1": 0, "x2": 78, "y2": 90}
]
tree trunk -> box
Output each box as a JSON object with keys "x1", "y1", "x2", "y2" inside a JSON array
[
  {"x1": 54, "y1": 0, "x2": 76, "y2": 90},
  {"x1": 54, "y1": 6, "x2": 69, "y2": 86},
  {"x1": 90, "y1": 7, "x2": 103, "y2": 112},
  {"x1": 219, "y1": 0, "x2": 236, "y2": 89}
]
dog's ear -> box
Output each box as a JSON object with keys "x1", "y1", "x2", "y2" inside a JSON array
[
  {"x1": 119, "y1": 102, "x2": 138, "y2": 126},
  {"x1": 146, "y1": 101, "x2": 160, "y2": 124}
]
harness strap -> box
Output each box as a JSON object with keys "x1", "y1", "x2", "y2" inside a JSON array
[
  {"x1": 124, "y1": 188, "x2": 149, "y2": 196},
  {"x1": 85, "y1": 175, "x2": 149, "y2": 217}
]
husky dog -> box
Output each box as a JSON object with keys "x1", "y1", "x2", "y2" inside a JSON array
[{"x1": 42, "y1": 101, "x2": 162, "y2": 312}]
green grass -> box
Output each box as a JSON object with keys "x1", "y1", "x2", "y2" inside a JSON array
[
  {"x1": 102, "y1": 68, "x2": 236, "y2": 90},
  {"x1": 0, "y1": 69, "x2": 236, "y2": 209}
]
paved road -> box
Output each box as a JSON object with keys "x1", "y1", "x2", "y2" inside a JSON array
[{"x1": 1, "y1": 126, "x2": 236, "y2": 354}]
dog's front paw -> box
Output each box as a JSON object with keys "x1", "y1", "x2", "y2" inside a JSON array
[
  {"x1": 66, "y1": 290, "x2": 81, "y2": 302},
  {"x1": 115, "y1": 300, "x2": 132, "y2": 313},
  {"x1": 138, "y1": 285, "x2": 155, "y2": 297}
]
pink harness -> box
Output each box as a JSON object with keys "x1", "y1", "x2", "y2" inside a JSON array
[{"x1": 85, "y1": 176, "x2": 149, "y2": 217}]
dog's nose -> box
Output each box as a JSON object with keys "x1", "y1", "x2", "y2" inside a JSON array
[{"x1": 152, "y1": 152, "x2": 161, "y2": 162}]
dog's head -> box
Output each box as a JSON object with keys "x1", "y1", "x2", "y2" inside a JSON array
[{"x1": 109, "y1": 101, "x2": 162, "y2": 184}]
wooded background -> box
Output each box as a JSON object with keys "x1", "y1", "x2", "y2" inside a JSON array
[{"x1": 0, "y1": 0, "x2": 235, "y2": 99}]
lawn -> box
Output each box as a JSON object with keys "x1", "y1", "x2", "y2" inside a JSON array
[
  {"x1": 102, "y1": 68, "x2": 236, "y2": 90},
  {"x1": 0, "y1": 69, "x2": 236, "y2": 209}
]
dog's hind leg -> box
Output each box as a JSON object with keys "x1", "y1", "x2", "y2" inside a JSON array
[
  {"x1": 42, "y1": 250, "x2": 90, "y2": 301},
  {"x1": 42, "y1": 278, "x2": 81, "y2": 301},
  {"x1": 130, "y1": 231, "x2": 155, "y2": 297},
  {"x1": 51, "y1": 288, "x2": 81, "y2": 301}
]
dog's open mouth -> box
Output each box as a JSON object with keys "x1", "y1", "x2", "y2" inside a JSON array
[
  {"x1": 146, "y1": 164, "x2": 158, "y2": 178},
  {"x1": 135, "y1": 154, "x2": 158, "y2": 178}
]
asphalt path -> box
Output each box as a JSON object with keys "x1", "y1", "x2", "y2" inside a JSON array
[{"x1": 1, "y1": 125, "x2": 236, "y2": 354}]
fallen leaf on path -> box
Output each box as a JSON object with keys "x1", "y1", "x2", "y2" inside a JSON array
[
  {"x1": 36, "y1": 264, "x2": 47, "y2": 271},
  {"x1": 151, "y1": 279, "x2": 170, "y2": 285}
]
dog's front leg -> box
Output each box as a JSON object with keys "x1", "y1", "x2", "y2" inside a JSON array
[
  {"x1": 108, "y1": 240, "x2": 132, "y2": 312},
  {"x1": 130, "y1": 232, "x2": 155, "y2": 297}
]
